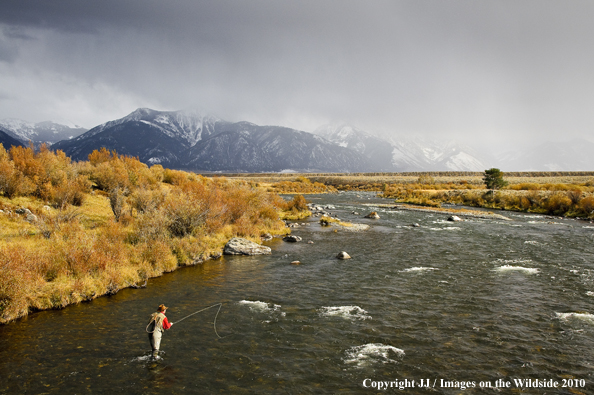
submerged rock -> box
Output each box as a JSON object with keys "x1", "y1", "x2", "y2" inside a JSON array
[
  {"x1": 223, "y1": 237, "x2": 271, "y2": 255},
  {"x1": 336, "y1": 251, "x2": 351, "y2": 260},
  {"x1": 283, "y1": 235, "x2": 303, "y2": 242}
]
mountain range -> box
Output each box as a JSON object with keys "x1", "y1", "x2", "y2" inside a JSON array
[
  {"x1": 51, "y1": 109, "x2": 374, "y2": 172},
  {"x1": 1, "y1": 109, "x2": 592, "y2": 172}
]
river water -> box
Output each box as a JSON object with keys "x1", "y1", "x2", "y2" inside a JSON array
[{"x1": 2, "y1": 192, "x2": 594, "y2": 394}]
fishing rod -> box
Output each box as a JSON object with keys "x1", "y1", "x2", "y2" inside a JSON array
[{"x1": 172, "y1": 303, "x2": 224, "y2": 339}]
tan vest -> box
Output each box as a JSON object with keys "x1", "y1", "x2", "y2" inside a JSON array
[{"x1": 147, "y1": 312, "x2": 166, "y2": 333}]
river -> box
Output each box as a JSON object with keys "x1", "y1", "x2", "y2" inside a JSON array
[{"x1": 1, "y1": 192, "x2": 594, "y2": 394}]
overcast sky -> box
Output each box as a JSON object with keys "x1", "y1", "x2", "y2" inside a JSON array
[{"x1": 1, "y1": 0, "x2": 593, "y2": 146}]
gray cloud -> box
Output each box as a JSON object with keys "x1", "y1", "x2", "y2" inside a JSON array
[{"x1": 0, "y1": 0, "x2": 593, "y2": 148}]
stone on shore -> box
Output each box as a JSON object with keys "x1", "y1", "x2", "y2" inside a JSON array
[
  {"x1": 223, "y1": 237, "x2": 271, "y2": 255},
  {"x1": 336, "y1": 251, "x2": 351, "y2": 260}
]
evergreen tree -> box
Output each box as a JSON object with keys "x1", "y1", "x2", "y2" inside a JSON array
[{"x1": 483, "y1": 168, "x2": 507, "y2": 190}]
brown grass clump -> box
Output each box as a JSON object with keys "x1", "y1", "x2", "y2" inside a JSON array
[{"x1": 279, "y1": 194, "x2": 312, "y2": 220}]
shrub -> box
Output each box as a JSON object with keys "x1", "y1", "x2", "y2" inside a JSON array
[
  {"x1": 567, "y1": 190, "x2": 582, "y2": 205},
  {"x1": 286, "y1": 194, "x2": 308, "y2": 211},
  {"x1": 543, "y1": 193, "x2": 572, "y2": 215},
  {"x1": 578, "y1": 196, "x2": 594, "y2": 216},
  {"x1": 163, "y1": 190, "x2": 208, "y2": 237},
  {"x1": 129, "y1": 188, "x2": 167, "y2": 214}
]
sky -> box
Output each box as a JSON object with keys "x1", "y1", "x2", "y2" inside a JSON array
[{"x1": 1, "y1": 0, "x2": 593, "y2": 147}]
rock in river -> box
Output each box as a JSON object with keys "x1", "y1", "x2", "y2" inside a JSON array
[
  {"x1": 447, "y1": 215, "x2": 463, "y2": 222},
  {"x1": 365, "y1": 211, "x2": 380, "y2": 219},
  {"x1": 223, "y1": 237, "x2": 271, "y2": 255},
  {"x1": 283, "y1": 235, "x2": 303, "y2": 242},
  {"x1": 336, "y1": 251, "x2": 351, "y2": 260}
]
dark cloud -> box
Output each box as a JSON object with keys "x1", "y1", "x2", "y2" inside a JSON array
[{"x1": 0, "y1": 0, "x2": 593, "y2": 147}]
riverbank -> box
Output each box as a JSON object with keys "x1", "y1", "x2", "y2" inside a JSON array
[{"x1": 0, "y1": 146, "x2": 306, "y2": 324}]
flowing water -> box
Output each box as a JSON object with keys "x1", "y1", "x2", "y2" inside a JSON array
[{"x1": 2, "y1": 192, "x2": 594, "y2": 394}]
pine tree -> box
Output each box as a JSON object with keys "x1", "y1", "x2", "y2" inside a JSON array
[{"x1": 483, "y1": 168, "x2": 507, "y2": 190}]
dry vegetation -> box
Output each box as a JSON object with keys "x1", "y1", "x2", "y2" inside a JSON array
[
  {"x1": 233, "y1": 172, "x2": 594, "y2": 218},
  {"x1": 0, "y1": 145, "x2": 307, "y2": 324},
  {"x1": 379, "y1": 174, "x2": 594, "y2": 218}
]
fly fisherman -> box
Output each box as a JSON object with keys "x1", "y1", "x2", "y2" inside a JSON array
[{"x1": 147, "y1": 304, "x2": 173, "y2": 359}]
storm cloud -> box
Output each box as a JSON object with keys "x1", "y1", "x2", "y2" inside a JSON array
[{"x1": 1, "y1": 0, "x2": 593, "y2": 147}]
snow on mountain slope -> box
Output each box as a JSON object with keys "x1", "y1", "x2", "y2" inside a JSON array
[
  {"x1": 0, "y1": 119, "x2": 87, "y2": 144},
  {"x1": 389, "y1": 136, "x2": 491, "y2": 171},
  {"x1": 313, "y1": 123, "x2": 396, "y2": 171},
  {"x1": 82, "y1": 108, "x2": 221, "y2": 146},
  {"x1": 185, "y1": 122, "x2": 374, "y2": 172}
]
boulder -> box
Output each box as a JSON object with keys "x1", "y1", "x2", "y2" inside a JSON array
[
  {"x1": 223, "y1": 237, "x2": 271, "y2": 255},
  {"x1": 412, "y1": 223, "x2": 420, "y2": 227},
  {"x1": 365, "y1": 211, "x2": 380, "y2": 219},
  {"x1": 447, "y1": 215, "x2": 462, "y2": 222},
  {"x1": 336, "y1": 251, "x2": 351, "y2": 260},
  {"x1": 16, "y1": 208, "x2": 32, "y2": 215},
  {"x1": 291, "y1": 261, "x2": 301, "y2": 265},
  {"x1": 283, "y1": 235, "x2": 302, "y2": 242},
  {"x1": 26, "y1": 213, "x2": 38, "y2": 223}
]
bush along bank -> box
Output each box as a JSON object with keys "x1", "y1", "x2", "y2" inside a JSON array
[{"x1": 0, "y1": 145, "x2": 307, "y2": 324}]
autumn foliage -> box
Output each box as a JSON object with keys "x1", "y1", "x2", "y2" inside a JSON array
[{"x1": 0, "y1": 145, "x2": 300, "y2": 324}]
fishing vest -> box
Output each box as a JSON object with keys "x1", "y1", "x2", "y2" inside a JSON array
[{"x1": 147, "y1": 312, "x2": 166, "y2": 333}]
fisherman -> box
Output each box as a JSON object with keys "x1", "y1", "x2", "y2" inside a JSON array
[{"x1": 147, "y1": 304, "x2": 173, "y2": 359}]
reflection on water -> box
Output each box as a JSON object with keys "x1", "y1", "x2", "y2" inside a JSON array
[{"x1": 1, "y1": 192, "x2": 594, "y2": 394}]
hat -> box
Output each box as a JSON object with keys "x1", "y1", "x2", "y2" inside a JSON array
[{"x1": 158, "y1": 304, "x2": 168, "y2": 312}]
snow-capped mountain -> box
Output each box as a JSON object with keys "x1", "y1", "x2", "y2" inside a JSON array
[
  {"x1": 390, "y1": 137, "x2": 492, "y2": 171},
  {"x1": 52, "y1": 108, "x2": 373, "y2": 172},
  {"x1": 81, "y1": 108, "x2": 221, "y2": 146},
  {"x1": 314, "y1": 123, "x2": 395, "y2": 171},
  {"x1": 313, "y1": 123, "x2": 491, "y2": 171},
  {"x1": 0, "y1": 119, "x2": 87, "y2": 145},
  {"x1": 186, "y1": 122, "x2": 373, "y2": 172},
  {"x1": 52, "y1": 109, "x2": 229, "y2": 167}
]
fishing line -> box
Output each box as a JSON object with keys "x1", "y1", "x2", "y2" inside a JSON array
[{"x1": 172, "y1": 303, "x2": 225, "y2": 339}]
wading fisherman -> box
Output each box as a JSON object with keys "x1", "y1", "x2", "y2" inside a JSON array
[{"x1": 147, "y1": 304, "x2": 173, "y2": 359}]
